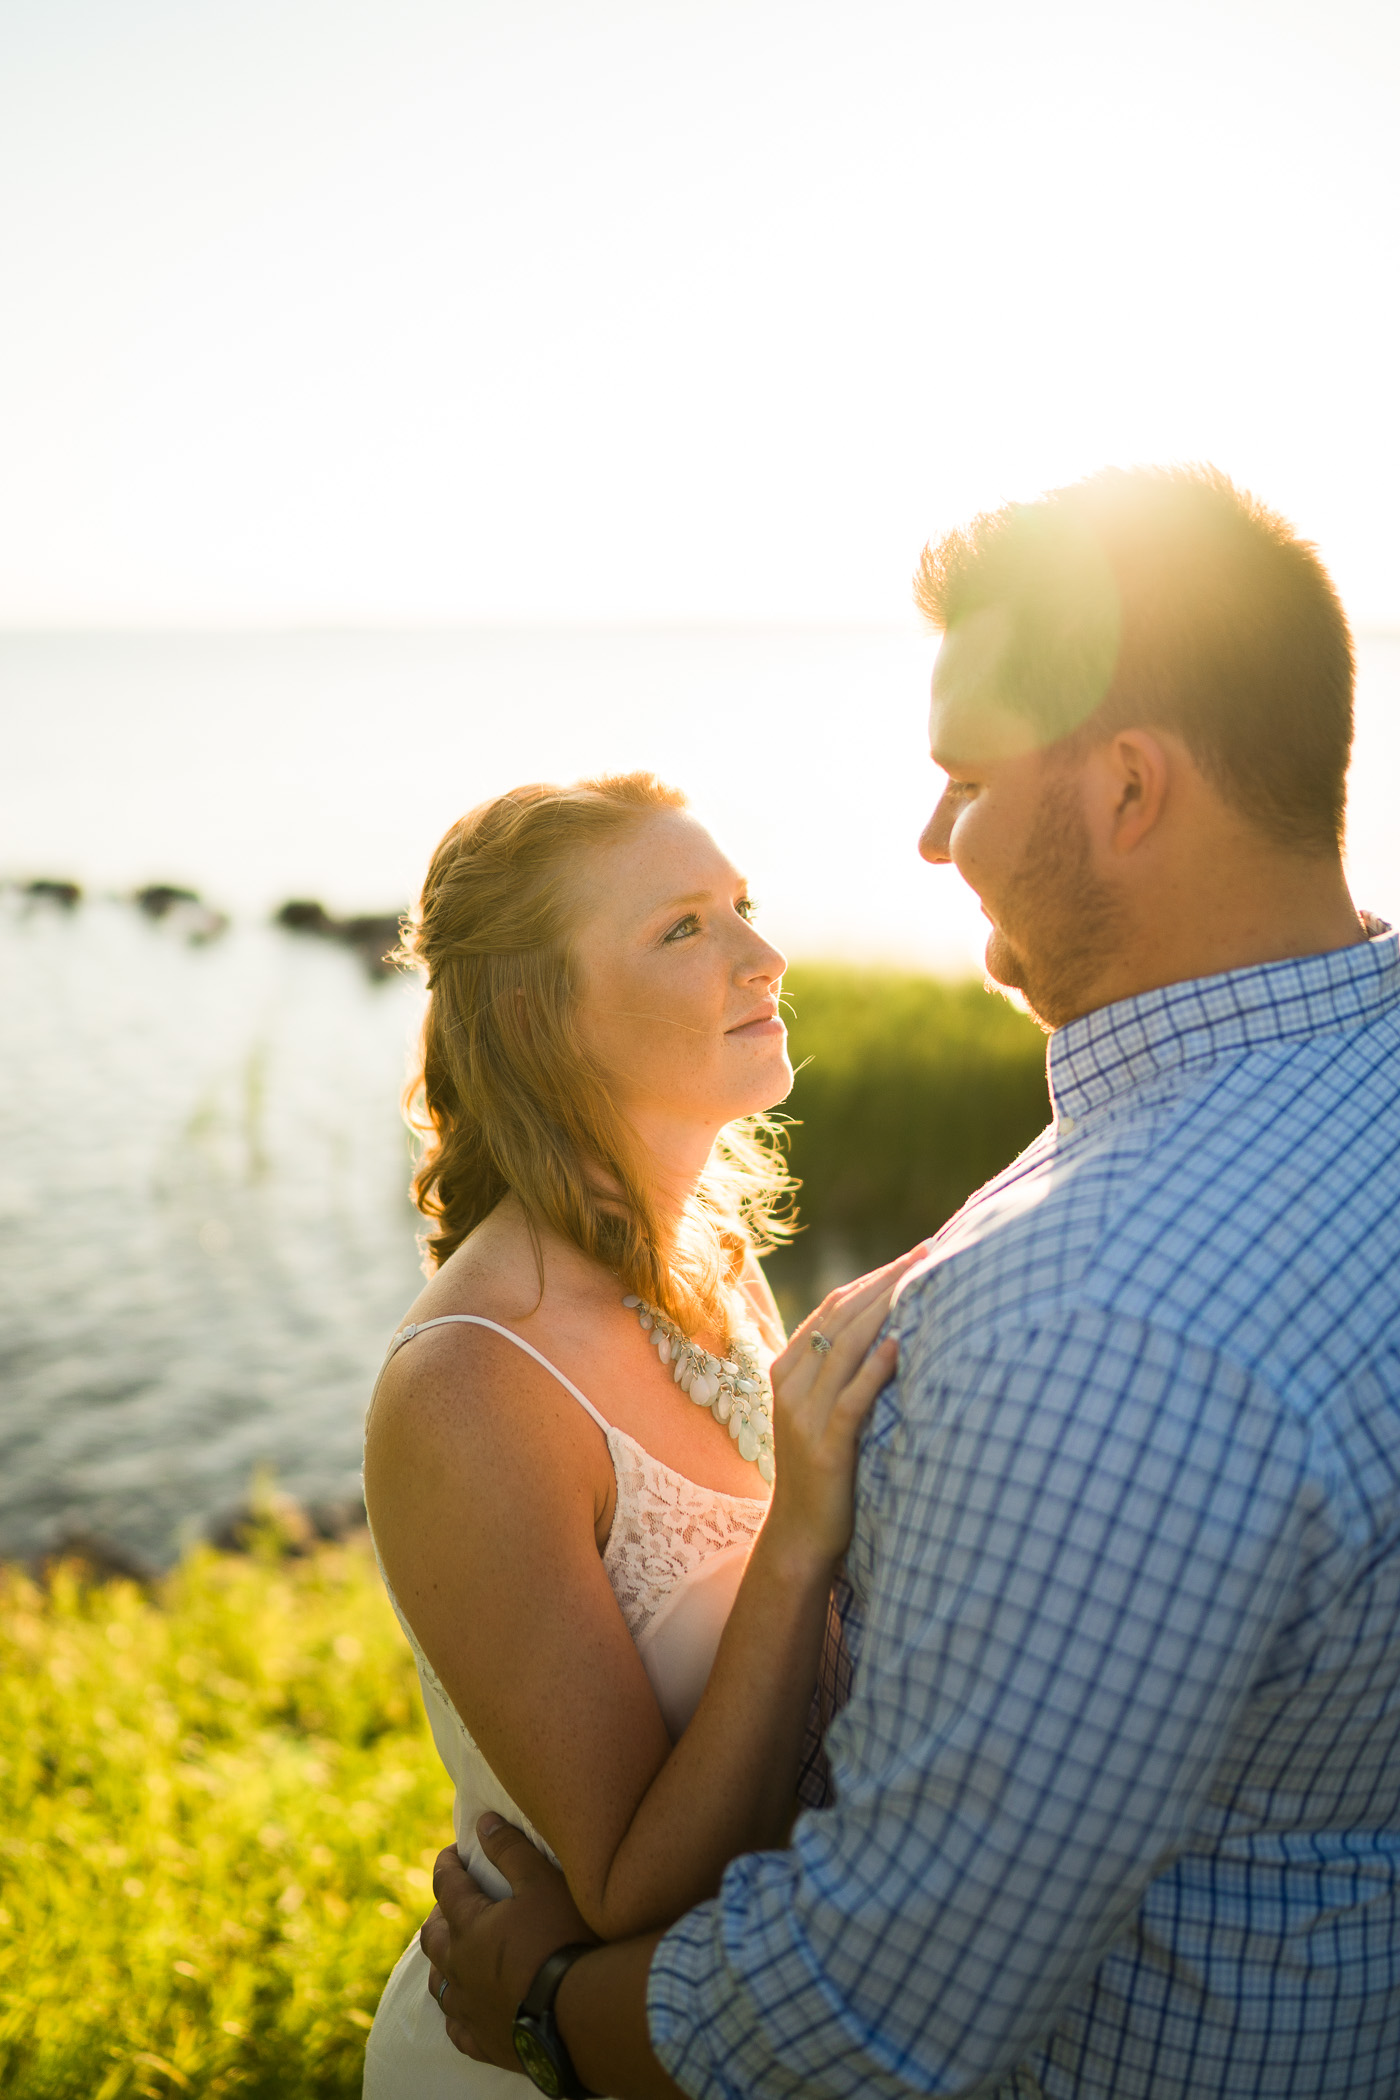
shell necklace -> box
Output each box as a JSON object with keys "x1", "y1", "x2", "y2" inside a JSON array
[{"x1": 622, "y1": 1293, "x2": 775, "y2": 1484}]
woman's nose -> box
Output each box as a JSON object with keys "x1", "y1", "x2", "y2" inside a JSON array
[{"x1": 747, "y1": 932, "x2": 787, "y2": 982}]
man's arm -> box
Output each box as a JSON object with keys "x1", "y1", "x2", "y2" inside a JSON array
[
  {"x1": 557, "y1": 1939, "x2": 676, "y2": 2100},
  {"x1": 429, "y1": 1305, "x2": 1312, "y2": 2099},
  {"x1": 644, "y1": 1309, "x2": 1311, "y2": 2099},
  {"x1": 422, "y1": 1820, "x2": 678, "y2": 2100}
]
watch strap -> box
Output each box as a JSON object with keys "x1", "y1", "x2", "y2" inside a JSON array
[
  {"x1": 516, "y1": 1941, "x2": 599, "y2": 2099},
  {"x1": 520, "y1": 1940, "x2": 598, "y2": 2018}
]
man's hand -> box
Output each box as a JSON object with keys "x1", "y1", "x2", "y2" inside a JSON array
[{"x1": 421, "y1": 1813, "x2": 597, "y2": 2066}]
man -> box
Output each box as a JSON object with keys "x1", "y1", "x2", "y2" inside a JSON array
[{"x1": 420, "y1": 465, "x2": 1400, "y2": 2097}]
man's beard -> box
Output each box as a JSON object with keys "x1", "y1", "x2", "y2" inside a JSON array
[{"x1": 985, "y1": 771, "x2": 1125, "y2": 1030}]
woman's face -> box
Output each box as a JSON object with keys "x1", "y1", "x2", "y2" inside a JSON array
[{"x1": 570, "y1": 810, "x2": 792, "y2": 1142}]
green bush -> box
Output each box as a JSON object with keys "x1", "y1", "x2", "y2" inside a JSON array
[
  {"x1": 765, "y1": 965, "x2": 1050, "y2": 1312},
  {"x1": 0, "y1": 1534, "x2": 450, "y2": 2100}
]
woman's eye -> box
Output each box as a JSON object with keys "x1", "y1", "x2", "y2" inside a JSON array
[
  {"x1": 663, "y1": 914, "x2": 700, "y2": 944},
  {"x1": 737, "y1": 897, "x2": 757, "y2": 923}
]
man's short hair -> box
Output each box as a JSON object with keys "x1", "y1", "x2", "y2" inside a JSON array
[{"x1": 915, "y1": 465, "x2": 1354, "y2": 853}]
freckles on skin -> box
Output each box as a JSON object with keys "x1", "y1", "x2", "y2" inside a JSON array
[{"x1": 568, "y1": 811, "x2": 791, "y2": 1128}]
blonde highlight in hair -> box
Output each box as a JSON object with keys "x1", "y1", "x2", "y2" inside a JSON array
[{"x1": 398, "y1": 772, "x2": 796, "y2": 1338}]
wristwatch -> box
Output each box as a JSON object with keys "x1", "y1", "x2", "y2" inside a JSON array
[{"x1": 511, "y1": 1942, "x2": 599, "y2": 2099}]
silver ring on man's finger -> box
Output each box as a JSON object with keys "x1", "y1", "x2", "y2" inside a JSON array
[
  {"x1": 437, "y1": 1975, "x2": 450, "y2": 2009},
  {"x1": 810, "y1": 1331, "x2": 833, "y2": 1354}
]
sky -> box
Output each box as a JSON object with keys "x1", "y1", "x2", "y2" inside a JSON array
[{"x1": 1, "y1": 0, "x2": 1399, "y2": 630}]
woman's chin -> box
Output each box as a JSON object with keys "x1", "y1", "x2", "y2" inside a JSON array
[{"x1": 727, "y1": 1051, "x2": 795, "y2": 1120}]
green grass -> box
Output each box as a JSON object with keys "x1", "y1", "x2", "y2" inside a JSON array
[
  {"x1": 767, "y1": 964, "x2": 1051, "y2": 1308},
  {"x1": 0, "y1": 1522, "x2": 450, "y2": 2100}
]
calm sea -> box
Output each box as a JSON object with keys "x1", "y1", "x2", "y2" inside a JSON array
[
  {"x1": 2, "y1": 628, "x2": 1396, "y2": 1565},
  {"x1": 0, "y1": 898, "x2": 424, "y2": 1565}
]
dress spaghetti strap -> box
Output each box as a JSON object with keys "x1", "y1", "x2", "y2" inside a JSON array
[{"x1": 381, "y1": 1315, "x2": 613, "y2": 1435}]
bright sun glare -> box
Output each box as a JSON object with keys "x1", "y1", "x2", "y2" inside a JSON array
[
  {"x1": 1, "y1": 0, "x2": 1398, "y2": 964},
  {"x1": 0, "y1": 0, "x2": 1397, "y2": 629}
]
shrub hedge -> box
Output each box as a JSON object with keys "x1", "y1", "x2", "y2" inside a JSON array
[
  {"x1": 765, "y1": 965, "x2": 1051, "y2": 1311},
  {"x1": 0, "y1": 1523, "x2": 448, "y2": 2100}
]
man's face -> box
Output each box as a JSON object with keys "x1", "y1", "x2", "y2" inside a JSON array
[{"x1": 919, "y1": 623, "x2": 1123, "y2": 1029}]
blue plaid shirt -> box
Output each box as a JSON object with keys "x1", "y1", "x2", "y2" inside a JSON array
[{"x1": 650, "y1": 924, "x2": 1400, "y2": 2098}]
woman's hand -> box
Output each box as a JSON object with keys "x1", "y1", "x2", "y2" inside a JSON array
[{"x1": 763, "y1": 1246, "x2": 929, "y2": 1570}]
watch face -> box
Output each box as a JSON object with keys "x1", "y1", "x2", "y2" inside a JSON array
[{"x1": 513, "y1": 2021, "x2": 564, "y2": 2098}]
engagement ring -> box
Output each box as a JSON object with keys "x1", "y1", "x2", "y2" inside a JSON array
[
  {"x1": 437, "y1": 1976, "x2": 450, "y2": 2009},
  {"x1": 810, "y1": 1332, "x2": 833, "y2": 1354}
]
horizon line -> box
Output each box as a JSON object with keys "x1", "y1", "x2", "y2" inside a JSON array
[
  {"x1": 0, "y1": 615, "x2": 930, "y2": 640},
  {"x1": 1, "y1": 616, "x2": 1397, "y2": 642}
]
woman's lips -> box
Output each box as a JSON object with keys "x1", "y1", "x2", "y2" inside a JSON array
[{"x1": 726, "y1": 1015, "x2": 785, "y2": 1039}]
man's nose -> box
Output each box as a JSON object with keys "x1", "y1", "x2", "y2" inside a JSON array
[{"x1": 919, "y1": 800, "x2": 954, "y2": 864}]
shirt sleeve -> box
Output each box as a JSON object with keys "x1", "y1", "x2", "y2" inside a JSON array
[{"x1": 647, "y1": 1302, "x2": 1312, "y2": 2099}]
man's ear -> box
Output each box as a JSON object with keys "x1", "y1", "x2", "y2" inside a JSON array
[{"x1": 1094, "y1": 729, "x2": 1172, "y2": 856}]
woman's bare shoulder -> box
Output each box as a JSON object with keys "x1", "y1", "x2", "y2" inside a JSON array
[{"x1": 366, "y1": 1203, "x2": 613, "y2": 1492}]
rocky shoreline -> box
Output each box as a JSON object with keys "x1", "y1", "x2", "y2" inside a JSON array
[
  {"x1": 29, "y1": 1488, "x2": 371, "y2": 1586},
  {"x1": 273, "y1": 898, "x2": 404, "y2": 977},
  {"x1": 3, "y1": 877, "x2": 405, "y2": 977}
]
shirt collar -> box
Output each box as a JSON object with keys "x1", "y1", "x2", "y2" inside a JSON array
[{"x1": 1047, "y1": 919, "x2": 1400, "y2": 1126}]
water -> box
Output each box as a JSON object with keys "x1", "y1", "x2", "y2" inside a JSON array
[
  {"x1": 0, "y1": 896, "x2": 425, "y2": 1565},
  {"x1": 1, "y1": 626, "x2": 1396, "y2": 1566}
]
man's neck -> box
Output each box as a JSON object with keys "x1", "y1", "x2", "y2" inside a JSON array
[{"x1": 1065, "y1": 852, "x2": 1365, "y2": 1026}]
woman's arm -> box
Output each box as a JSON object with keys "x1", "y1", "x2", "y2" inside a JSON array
[{"x1": 365, "y1": 1261, "x2": 912, "y2": 1943}]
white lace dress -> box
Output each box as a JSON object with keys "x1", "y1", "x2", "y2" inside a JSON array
[{"x1": 362, "y1": 1315, "x2": 769, "y2": 2100}]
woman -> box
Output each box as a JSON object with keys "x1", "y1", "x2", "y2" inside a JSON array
[{"x1": 362, "y1": 772, "x2": 918, "y2": 2097}]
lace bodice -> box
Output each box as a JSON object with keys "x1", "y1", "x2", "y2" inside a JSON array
[
  {"x1": 374, "y1": 1414, "x2": 766, "y2": 1711},
  {"x1": 363, "y1": 1314, "x2": 827, "y2": 2097},
  {"x1": 367, "y1": 1313, "x2": 768, "y2": 1751},
  {"x1": 600, "y1": 1422, "x2": 766, "y2": 1634}
]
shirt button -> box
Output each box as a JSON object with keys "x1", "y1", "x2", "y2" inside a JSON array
[{"x1": 1059, "y1": 1114, "x2": 1076, "y2": 1134}]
